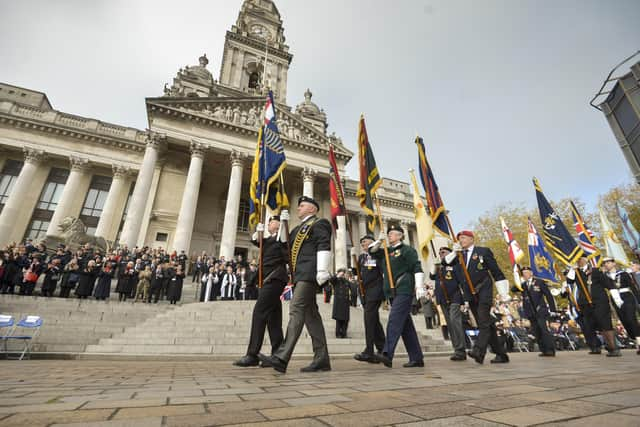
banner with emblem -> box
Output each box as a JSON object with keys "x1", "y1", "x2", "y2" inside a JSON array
[
  {"x1": 415, "y1": 136, "x2": 451, "y2": 238},
  {"x1": 356, "y1": 116, "x2": 382, "y2": 233},
  {"x1": 409, "y1": 169, "x2": 434, "y2": 259},
  {"x1": 249, "y1": 90, "x2": 288, "y2": 228},
  {"x1": 328, "y1": 144, "x2": 346, "y2": 228},
  {"x1": 527, "y1": 218, "x2": 559, "y2": 283},
  {"x1": 500, "y1": 217, "x2": 525, "y2": 288},
  {"x1": 569, "y1": 200, "x2": 601, "y2": 267},
  {"x1": 533, "y1": 177, "x2": 583, "y2": 266},
  {"x1": 616, "y1": 202, "x2": 640, "y2": 256},
  {"x1": 599, "y1": 207, "x2": 630, "y2": 267}
]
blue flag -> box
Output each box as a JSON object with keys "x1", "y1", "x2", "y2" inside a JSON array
[
  {"x1": 533, "y1": 177, "x2": 583, "y2": 266},
  {"x1": 616, "y1": 202, "x2": 640, "y2": 254},
  {"x1": 249, "y1": 91, "x2": 287, "y2": 228},
  {"x1": 527, "y1": 218, "x2": 559, "y2": 283},
  {"x1": 415, "y1": 136, "x2": 451, "y2": 238}
]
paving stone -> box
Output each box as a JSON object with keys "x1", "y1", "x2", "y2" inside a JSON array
[
  {"x1": 472, "y1": 406, "x2": 571, "y2": 426},
  {"x1": 618, "y1": 406, "x2": 640, "y2": 415},
  {"x1": 0, "y1": 402, "x2": 83, "y2": 414},
  {"x1": 112, "y1": 404, "x2": 205, "y2": 419},
  {"x1": 0, "y1": 409, "x2": 114, "y2": 427},
  {"x1": 319, "y1": 408, "x2": 420, "y2": 426},
  {"x1": 464, "y1": 396, "x2": 541, "y2": 411},
  {"x1": 52, "y1": 417, "x2": 162, "y2": 427},
  {"x1": 536, "y1": 400, "x2": 619, "y2": 416},
  {"x1": 82, "y1": 399, "x2": 167, "y2": 409},
  {"x1": 259, "y1": 403, "x2": 347, "y2": 420},
  {"x1": 238, "y1": 391, "x2": 304, "y2": 401},
  {"x1": 539, "y1": 412, "x2": 639, "y2": 426},
  {"x1": 282, "y1": 394, "x2": 352, "y2": 406},
  {"x1": 226, "y1": 420, "x2": 326, "y2": 427},
  {"x1": 164, "y1": 410, "x2": 266, "y2": 426},
  {"x1": 398, "y1": 402, "x2": 486, "y2": 420},
  {"x1": 580, "y1": 389, "x2": 640, "y2": 407},
  {"x1": 169, "y1": 395, "x2": 242, "y2": 405},
  {"x1": 395, "y1": 416, "x2": 509, "y2": 426}
]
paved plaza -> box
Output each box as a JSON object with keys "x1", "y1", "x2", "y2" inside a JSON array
[{"x1": 0, "y1": 351, "x2": 638, "y2": 426}]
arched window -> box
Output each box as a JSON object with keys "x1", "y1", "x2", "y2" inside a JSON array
[{"x1": 248, "y1": 72, "x2": 260, "y2": 89}]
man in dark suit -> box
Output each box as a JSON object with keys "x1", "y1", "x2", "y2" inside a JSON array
[
  {"x1": 512, "y1": 266, "x2": 557, "y2": 357},
  {"x1": 234, "y1": 215, "x2": 288, "y2": 367},
  {"x1": 453, "y1": 230, "x2": 510, "y2": 364},
  {"x1": 351, "y1": 235, "x2": 385, "y2": 363},
  {"x1": 601, "y1": 257, "x2": 638, "y2": 355},
  {"x1": 261, "y1": 196, "x2": 332, "y2": 373}
]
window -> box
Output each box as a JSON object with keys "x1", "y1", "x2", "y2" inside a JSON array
[
  {"x1": 24, "y1": 168, "x2": 69, "y2": 240},
  {"x1": 37, "y1": 182, "x2": 65, "y2": 211},
  {"x1": 25, "y1": 219, "x2": 49, "y2": 241},
  {"x1": 0, "y1": 160, "x2": 23, "y2": 210},
  {"x1": 248, "y1": 72, "x2": 261, "y2": 89},
  {"x1": 237, "y1": 199, "x2": 250, "y2": 232},
  {"x1": 80, "y1": 175, "x2": 112, "y2": 236},
  {"x1": 156, "y1": 232, "x2": 168, "y2": 242},
  {"x1": 115, "y1": 183, "x2": 134, "y2": 244}
]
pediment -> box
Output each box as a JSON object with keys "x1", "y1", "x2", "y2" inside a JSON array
[{"x1": 146, "y1": 96, "x2": 352, "y2": 160}]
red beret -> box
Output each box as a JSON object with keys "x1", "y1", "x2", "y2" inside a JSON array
[{"x1": 457, "y1": 230, "x2": 474, "y2": 239}]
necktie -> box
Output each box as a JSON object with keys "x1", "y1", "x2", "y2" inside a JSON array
[{"x1": 463, "y1": 250, "x2": 469, "y2": 265}]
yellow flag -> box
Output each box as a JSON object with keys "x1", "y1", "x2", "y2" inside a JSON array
[
  {"x1": 599, "y1": 207, "x2": 630, "y2": 267},
  {"x1": 409, "y1": 169, "x2": 434, "y2": 260}
]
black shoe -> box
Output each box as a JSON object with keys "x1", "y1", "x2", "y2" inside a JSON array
[
  {"x1": 606, "y1": 349, "x2": 621, "y2": 357},
  {"x1": 637, "y1": 348, "x2": 640, "y2": 355},
  {"x1": 467, "y1": 350, "x2": 485, "y2": 365},
  {"x1": 450, "y1": 354, "x2": 467, "y2": 361},
  {"x1": 258, "y1": 354, "x2": 287, "y2": 373},
  {"x1": 258, "y1": 353, "x2": 273, "y2": 368},
  {"x1": 300, "y1": 362, "x2": 331, "y2": 372},
  {"x1": 490, "y1": 354, "x2": 510, "y2": 364},
  {"x1": 354, "y1": 352, "x2": 379, "y2": 363},
  {"x1": 538, "y1": 352, "x2": 555, "y2": 357},
  {"x1": 588, "y1": 348, "x2": 602, "y2": 355},
  {"x1": 373, "y1": 352, "x2": 392, "y2": 368},
  {"x1": 233, "y1": 355, "x2": 260, "y2": 367},
  {"x1": 403, "y1": 360, "x2": 424, "y2": 368}
]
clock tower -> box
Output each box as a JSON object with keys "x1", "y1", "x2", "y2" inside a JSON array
[{"x1": 219, "y1": 0, "x2": 293, "y2": 102}]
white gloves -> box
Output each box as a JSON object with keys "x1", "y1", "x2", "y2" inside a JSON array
[
  {"x1": 610, "y1": 289, "x2": 624, "y2": 308},
  {"x1": 444, "y1": 251, "x2": 457, "y2": 265},
  {"x1": 368, "y1": 240, "x2": 382, "y2": 253},
  {"x1": 566, "y1": 268, "x2": 576, "y2": 281},
  {"x1": 316, "y1": 250, "x2": 332, "y2": 285},
  {"x1": 280, "y1": 210, "x2": 290, "y2": 222},
  {"x1": 277, "y1": 220, "x2": 287, "y2": 243},
  {"x1": 349, "y1": 247, "x2": 357, "y2": 258},
  {"x1": 256, "y1": 223, "x2": 265, "y2": 232},
  {"x1": 429, "y1": 264, "x2": 437, "y2": 276},
  {"x1": 452, "y1": 242, "x2": 462, "y2": 252},
  {"x1": 495, "y1": 279, "x2": 510, "y2": 299},
  {"x1": 561, "y1": 282, "x2": 568, "y2": 292},
  {"x1": 414, "y1": 272, "x2": 426, "y2": 298},
  {"x1": 461, "y1": 302, "x2": 470, "y2": 313}
]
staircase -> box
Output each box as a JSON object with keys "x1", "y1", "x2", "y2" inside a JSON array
[{"x1": 85, "y1": 295, "x2": 451, "y2": 357}]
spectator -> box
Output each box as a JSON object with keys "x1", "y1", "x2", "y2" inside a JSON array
[
  {"x1": 59, "y1": 258, "x2": 80, "y2": 298},
  {"x1": 167, "y1": 265, "x2": 184, "y2": 305},
  {"x1": 75, "y1": 260, "x2": 97, "y2": 299},
  {"x1": 41, "y1": 258, "x2": 61, "y2": 297}
]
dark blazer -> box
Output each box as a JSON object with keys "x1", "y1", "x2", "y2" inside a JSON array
[
  {"x1": 357, "y1": 252, "x2": 384, "y2": 302},
  {"x1": 431, "y1": 258, "x2": 465, "y2": 305},
  {"x1": 460, "y1": 246, "x2": 505, "y2": 304},
  {"x1": 251, "y1": 234, "x2": 288, "y2": 284},
  {"x1": 513, "y1": 278, "x2": 556, "y2": 318},
  {"x1": 289, "y1": 216, "x2": 332, "y2": 284}
]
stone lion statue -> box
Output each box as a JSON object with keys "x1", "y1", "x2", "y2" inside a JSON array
[{"x1": 45, "y1": 216, "x2": 108, "y2": 253}]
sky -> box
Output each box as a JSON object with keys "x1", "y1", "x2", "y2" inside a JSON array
[{"x1": 1, "y1": 0, "x2": 639, "y2": 228}]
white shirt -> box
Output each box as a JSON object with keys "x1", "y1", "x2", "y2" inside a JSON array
[{"x1": 462, "y1": 245, "x2": 475, "y2": 267}]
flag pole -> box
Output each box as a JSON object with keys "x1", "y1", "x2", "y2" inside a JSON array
[
  {"x1": 374, "y1": 194, "x2": 396, "y2": 297},
  {"x1": 279, "y1": 173, "x2": 294, "y2": 283}
]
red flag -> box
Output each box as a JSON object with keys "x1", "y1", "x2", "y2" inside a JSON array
[{"x1": 328, "y1": 144, "x2": 346, "y2": 227}]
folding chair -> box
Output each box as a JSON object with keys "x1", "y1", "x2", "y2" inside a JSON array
[
  {"x1": 508, "y1": 328, "x2": 529, "y2": 352},
  {"x1": 5, "y1": 315, "x2": 42, "y2": 360},
  {"x1": 465, "y1": 329, "x2": 479, "y2": 348},
  {"x1": 0, "y1": 315, "x2": 15, "y2": 357}
]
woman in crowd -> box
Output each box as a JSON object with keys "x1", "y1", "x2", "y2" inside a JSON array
[
  {"x1": 94, "y1": 262, "x2": 114, "y2": 300},
  {"x1": 116, "y1": 261, "x2": 136, "y2": 302},
  {"x1": 75, "y1": 260, "x2": 97, "y2": 299},
  {"x1": 41, "y1": 258, "x2": 61, "y2": 297},
  {"x1": 20, "y1": 254, "x2": 43, "y2": 295},
  {"x1": 167, "y1": 264, "x2": 184, "y2": 305},
  {"x1": 59, "y1": 258, "x2": 80, "y2": 298}
]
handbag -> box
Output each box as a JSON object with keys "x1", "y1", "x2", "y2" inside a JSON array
[{"x1": 24, "y1": 271, "x2": 38, "y2": 283}]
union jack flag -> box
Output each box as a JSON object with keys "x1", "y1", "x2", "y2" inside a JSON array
[
  {"x1": 569, "y1": 201, "x2": 600, "y2": 267},
  {"x1": 280, "y1": 283, "x2": 293, "y2": 301}
]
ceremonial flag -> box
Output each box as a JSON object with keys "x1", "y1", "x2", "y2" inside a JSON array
[
  {"x1": 500, "y1": 217, "x2": 525, "y2": 288},
  {"x1": 415, "y1": 136, "x2": 451, "y2": 238},
  {"x1": 328, "y1": 144, "x2": 346, "y2": 228},
  {"x1": 409, "y1": 169, "x2": 434, "y2": 259},
  {"x1": 280, "y1": 283, "x2": 293, "y2": 301},
  {"x1": 599, "y1": 207, "x2": 630, "y2": 266},
  {"x1": 569, "y1": 200, "x2": 601, "y2": 266},
  {"x1": 528, "y1": 218, "x2": 559, "y2": 283},
  {"x1": 249, "y1": 91, "x2": 288, "y2": 228},
  {"x1": 356, "y1": 116, "x2": 382, "y2": 233},
  {"x1": 616, "y1": 202, "x2": 640, "y2": 254},
  {"x1": 533, "y1": 177, "x2": 583, "y2": 265}
]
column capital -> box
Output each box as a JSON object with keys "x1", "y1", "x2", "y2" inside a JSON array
[
  {"x1": 190, "y1": 140, "x2": 208, "y2": 159},
  {"x1": 23, "y1": 148, "x2": 46, "y2": 164},
  {"x1": 112, "y1": 165, "x2": 133, "y2": 179},
  {"x1": 230, "y1": 150, "x2": 245, "y2": 168},
  {"x1": 69, "y1": 155, "x2": 90, "y2": 172},
  {"x1": 145, "y1": 130, "x2": 167, "y2": 150},
  {"x1": 301, "y1": 166, "x2": 317, "y2": 182}
]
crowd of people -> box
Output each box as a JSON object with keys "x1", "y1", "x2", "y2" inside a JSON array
[{"x1": 0, "y1": 238, "x2": 262, "y2": 305}]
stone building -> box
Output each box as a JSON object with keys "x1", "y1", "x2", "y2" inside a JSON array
[{"x1": 0, "y1": 0, "x2": 428, "y2": 264}]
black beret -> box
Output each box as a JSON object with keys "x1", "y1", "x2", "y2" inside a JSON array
[
  {"x1": 359, "y1": 235, "x2": 374, "y2": 242},
  {"x1": 439, "y1": 246, "x2": 452, "y2": 253},
  {"x1": 387, "y1": 222, "x2": 404, "y2": 234},
  {"x1": 268, "y1": 215, "x2": 280, "y2": 222},
  {"x1": 602, "y1": 257, "x2": 615, "y2": 263},
  {"x1": 521, "y1": 266, "x2": 532, "y2": 272},
  {"x1": 298, "y1": 196, "x2": 319, "y2": 210}
]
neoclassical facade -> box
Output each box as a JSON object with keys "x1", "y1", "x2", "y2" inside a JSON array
[{"x1": 0, "y1": 0, "x2": 425, "y2": 264}]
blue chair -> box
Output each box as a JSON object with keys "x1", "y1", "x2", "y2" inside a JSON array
[
  {"x1": 0, "y1": 314, "x2": 15, "y2": 357},
  {"x1": 6, "y1": 315, "x2": 42, "y2": 360}
]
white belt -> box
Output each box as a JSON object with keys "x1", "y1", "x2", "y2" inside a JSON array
[{"x1": 619, "y1": 288, "x2": 631, "y2": 294}]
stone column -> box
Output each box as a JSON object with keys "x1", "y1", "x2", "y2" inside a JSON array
[
  {"x1": 120, "y1": 133, "x2": 165, "y2": 249},
  {"x1": 0, "y1": 148, "x2": 46, "y2": 245},
  {"x1": 357, "y1": 214, "x2": 368, "y2": 254},
  {"x1": 219, "y1": 150, "x2": 245, "y2": 260},
  {"x1": 173, "y1": 141, "x2": 206, "y2": 254},
  {"x1": 301, "y1": 167, "x2": 316, "y2": 199},
  {"x1": 94, "y1": 165, "x2": 132, "y2": 240},
  {"x1": 46, "y1": 156, "x2": 90, "y2": 237}
]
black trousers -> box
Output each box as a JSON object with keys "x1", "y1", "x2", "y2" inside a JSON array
[
  {"x1": 614, "y1": 294, "x2": 640, "y2": 340},
  {"x1": 335, "y1": 319, "x2": 349, "y2": 338},
  {"x1": 576, "y1": 314, "x2": 598, "y2": 349},
  {"x1": 530, "y1": 315, "x2": 555, "y2": 354},
  {"x1": 246, "y1": 280, "x2": 285, "y2": 357},
  {"x1": 363, "y1": 298, "x2": 385, "y2": 354},
  {"x1": 470, "y1": 302, "x2": 506, "y2": 357}
]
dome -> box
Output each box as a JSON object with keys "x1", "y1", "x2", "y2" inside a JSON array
[{"x1": 295, "y1": 89, "x2": 325, "y2": 119}]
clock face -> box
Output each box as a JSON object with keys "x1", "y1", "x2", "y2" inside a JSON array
[{"x1": 251, "y1": 24, "x2": 269, "y2": 40}]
